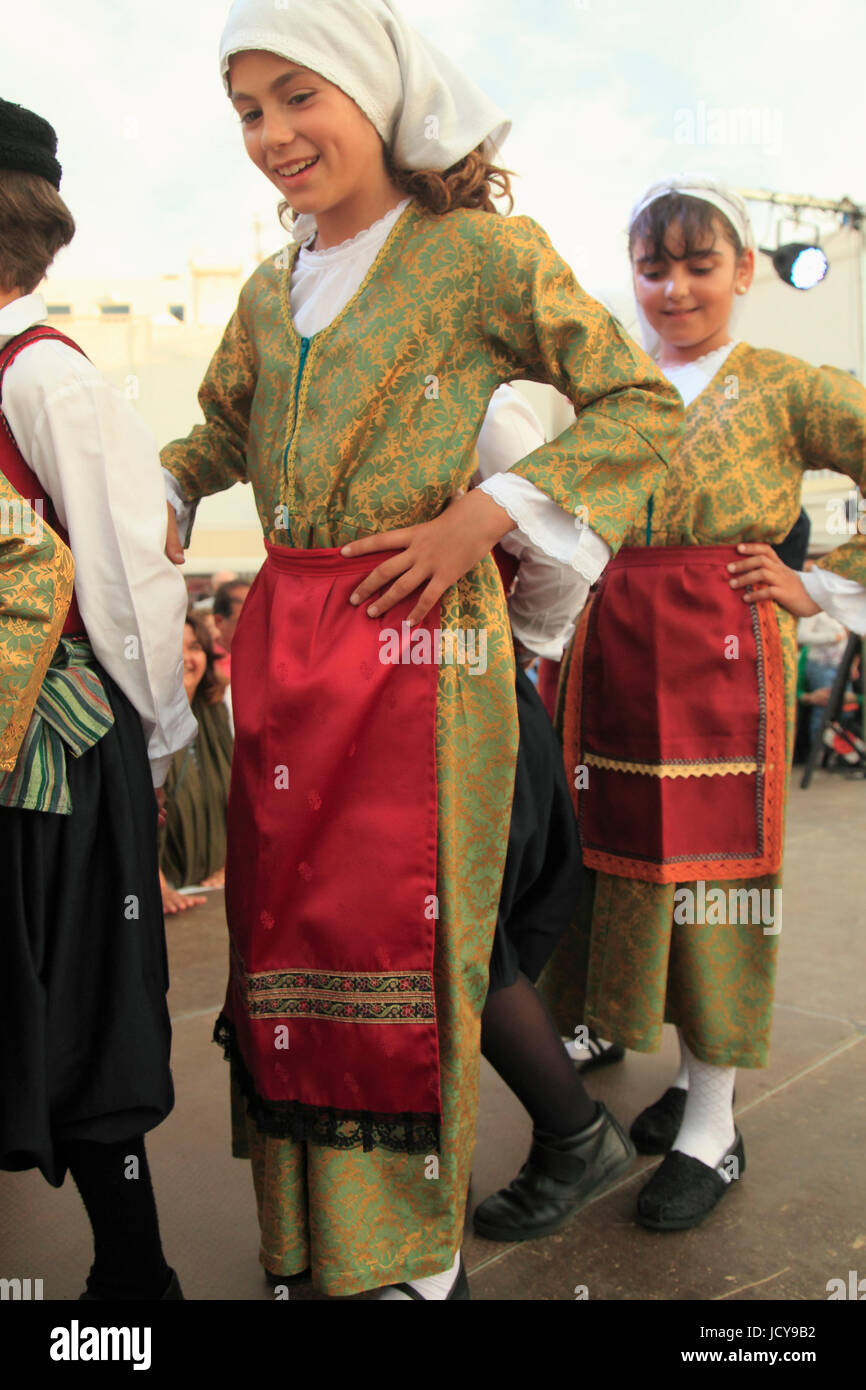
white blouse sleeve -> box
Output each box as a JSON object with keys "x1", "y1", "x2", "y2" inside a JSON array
[
  {"x1": 475, "y1": 384, "x2": 608, "y2": 659},
  {"x1": 476, "y1": 384, "x2": 612, "y2": 587},
  {"x1": 801, "y1": 567, "x2": 866, "y2": 637},
  {"x1": 2, "y1": 341, "x2": 198, "y2": 785},
  {"x1": 163, "y1": 467, "x2": 196, "y2": 548}
]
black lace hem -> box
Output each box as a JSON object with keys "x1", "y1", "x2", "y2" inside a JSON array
[{"x1": 214, "y1": 1015, "x2": 441, "y2": 1155}]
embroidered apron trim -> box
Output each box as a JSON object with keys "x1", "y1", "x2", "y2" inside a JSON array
[{"x1": 235, "y1": 948, "x2": 436, "y2": 1024}]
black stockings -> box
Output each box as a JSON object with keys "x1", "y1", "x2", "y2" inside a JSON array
[
  {"x1": 480, "y1": 972, "x2": 597, "y2": 1135},
  {"x1": 62, "y1": 1134, "x2": 171, "y2": 1300}
]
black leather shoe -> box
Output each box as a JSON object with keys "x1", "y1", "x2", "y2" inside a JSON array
[
  {"x1": 79, "y1": 1268, "x2": 184, "y2": 1300},
  {"x1": 575, "y1": 1031, "x2": 626, "y2": 1074},
  {"x1": 637, "y1": 1130, "x2": 745, "y2": 1230},
  {"x1": 630, "y1": 1087, "x2": 687, "y2": 1154},
  {"x1": 384, "y1": 1254, "x2": 470, "y2": 1300},
  {"x1": 472, "y1": 1104, "x2": 636, "y2": 1243}
]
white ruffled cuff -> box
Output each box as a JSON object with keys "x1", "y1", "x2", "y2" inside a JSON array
[
  {"x1": 478, "y1": 472, "x2": 611, "y2": 584},
  {"x1": 801, "y1": 567, "x2": 866, "y2": 637}
]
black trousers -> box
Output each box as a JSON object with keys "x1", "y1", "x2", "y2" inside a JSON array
[{"x1": 0, "y1": 671, "x2": 173, "y2": 1187}]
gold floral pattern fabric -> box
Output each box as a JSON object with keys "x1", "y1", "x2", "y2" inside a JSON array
[
  {"x1": 162, "y1": 201, "x2": 683, "y2": 1293},
  {"x1": 0, "y1": 475, "x2": 75, "y2": 772},
  {"x1": 541, "y1": 344, "x2": 866, "y2": 1067}
]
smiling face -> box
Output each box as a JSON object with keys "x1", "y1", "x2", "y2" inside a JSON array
[
  {"x1": 228, "y1": 49, "x2": 403, "y2": 249},
  {"x1": 632, "y1": 213, "x2": 754, "y2": 366},
  {"x1": 182, "y1": 621, "x2": 207, "y2": 704}
]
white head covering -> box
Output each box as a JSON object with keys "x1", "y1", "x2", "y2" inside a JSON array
[
  {"x1": 627, "y1": 173, "x2": 755, "y2": 359},
  {"x1": 219, "y1": 0, "x2": 510, "y2": 172}
]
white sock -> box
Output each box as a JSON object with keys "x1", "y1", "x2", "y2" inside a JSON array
[
  {"x1": 672, "y1": 1028, "x2": 689, "y2": 1090},
  {"x1": 672, "y1": 1040, "x2": 736, "y2": 1170},
  {"x1": 377, "y1": 1249, "x2": 461, "y2": 1301}
]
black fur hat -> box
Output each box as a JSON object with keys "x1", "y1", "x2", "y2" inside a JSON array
[{"x1": 0, "y1": 98, "x2": 62, "y2": 188}]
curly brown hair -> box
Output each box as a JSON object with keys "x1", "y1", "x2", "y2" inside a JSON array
[
  {"x1": 279, "y1": 140, "x2": 513, "y2": 229},
  {"x1": 386, "y1": 143, "x2": 514, "y2": 216},
  {"x1": 0, "y1": 169, "x2": 75, "y2": 294}
]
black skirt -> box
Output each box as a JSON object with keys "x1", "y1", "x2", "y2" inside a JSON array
[
  {"x1": 488, "y1": 665, "x2": 583, "y2": 993},
  {"x1": 0, "y1": 669, "x2": 173, "y2": 1187}
]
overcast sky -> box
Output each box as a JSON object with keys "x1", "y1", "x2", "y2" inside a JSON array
[{"x1": 3, "y1": 0, "x2": 864, "y2": 304}]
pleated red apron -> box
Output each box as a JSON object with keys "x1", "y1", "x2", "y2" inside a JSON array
[
  {"x1": 563, "y1": 545, "x2": 786, "y2": 883},
  {"x1": 223, "y1": 543, "x2": 441, "y2": 1134}
]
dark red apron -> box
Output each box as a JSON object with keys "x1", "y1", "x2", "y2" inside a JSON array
[
  {"x1": 563, "y1": 545, "x2": 786, "y2": 883},
  {"x1": 223, "y1": 543, "x2": 442, "y2": 1138}
]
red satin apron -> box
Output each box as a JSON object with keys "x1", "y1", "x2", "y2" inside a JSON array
[{"x1": 223, "y1": 543, "x2": 442, "y2": 1140}]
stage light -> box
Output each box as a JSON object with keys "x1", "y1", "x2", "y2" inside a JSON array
[{"x1": 771, "y1": 242, "x2": 829, "y2": 290}]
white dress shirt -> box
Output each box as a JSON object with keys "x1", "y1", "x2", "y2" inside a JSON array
[{"x1": 1, "y1": 292, "x2": 197, "y2": 786}]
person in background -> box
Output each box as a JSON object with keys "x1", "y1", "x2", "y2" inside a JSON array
[
  {"x1": 798, "y1": 606, "x2": 849, "y2": 744},
  {"x1": 211, "y1": 578, "x2": 251, "y2": 732},
  {"x1": 159, "y1": 612, "x2": 233, "y2": 915},
  {"x1": 470, "y1": 383, "x2": 636, "y2": 1245}
]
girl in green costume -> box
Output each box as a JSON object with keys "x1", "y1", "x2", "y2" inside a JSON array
[
  {"x1": 539, "y1": 175, "x2": 866, "y2": 1233},
  {"x1": 162, "y1": 0, "x2": 682, "y2": 1298}
]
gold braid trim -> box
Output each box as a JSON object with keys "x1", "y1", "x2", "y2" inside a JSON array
[{"x1": 584, "y1": 753, "x2": 773, "y2": 779}]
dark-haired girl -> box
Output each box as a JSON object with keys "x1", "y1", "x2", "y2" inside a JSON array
[{"x1": 539, "y1": 174, "x2": 866, "y2": 1230}]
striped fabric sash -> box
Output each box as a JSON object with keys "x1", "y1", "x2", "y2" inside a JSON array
[{"x1": 0, "y1": 636, "x2": 114, "y2": 814}]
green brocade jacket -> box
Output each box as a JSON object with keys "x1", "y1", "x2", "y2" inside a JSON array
[
  {"x1": 0, "y1": 478, "x2": 75, "y2": 774},
  {"x1": 161, "y1": 203, "x2": 683, "y2": 981},
  {"x1": 161, "y1": 202, "x2": 682, "y2": 549}
]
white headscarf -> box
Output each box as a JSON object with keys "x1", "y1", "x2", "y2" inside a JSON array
[
  {"x1": 219, "y1": 0, "x2": 510, "y2": 172},
  {"x1": 627, "y1": 173, "x2": 755, "y2": 359}
]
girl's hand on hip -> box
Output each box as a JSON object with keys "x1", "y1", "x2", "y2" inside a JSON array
[
  {"x1": 341, "y1": 489, "x2": 514, "y2": 625},
  {"x1": 727, "y1": 543, "x2": 821, "y2": 617}
]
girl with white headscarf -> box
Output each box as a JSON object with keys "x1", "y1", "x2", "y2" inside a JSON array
[
  {"x1": 536, "y1": 173, "x2": 866, "y2": 1234},
  {"x1": 161, "y1": 0, "x2": 682, "y2": 1297}
]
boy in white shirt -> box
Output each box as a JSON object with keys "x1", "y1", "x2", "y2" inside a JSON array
[{"x1": 0, "y1": 99, "x2": 195, "y2": 1300}]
